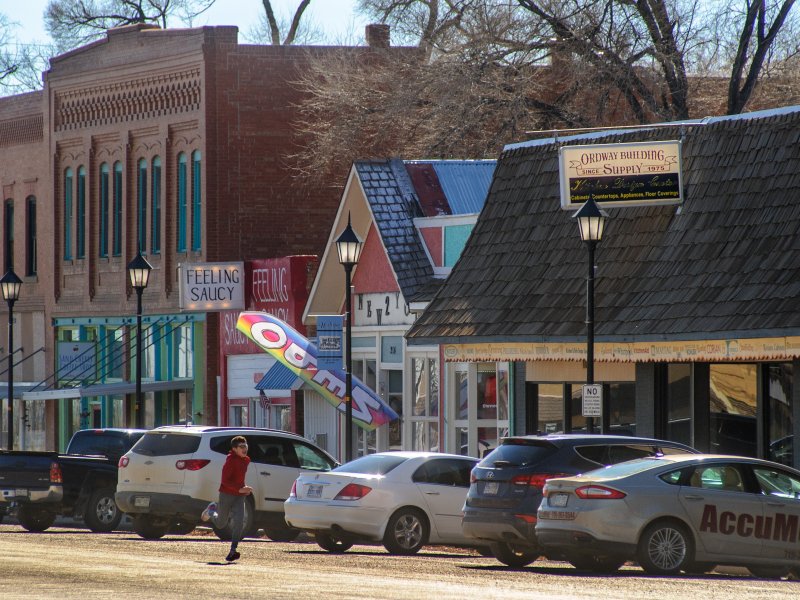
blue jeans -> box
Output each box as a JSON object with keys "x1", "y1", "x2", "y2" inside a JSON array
[{"x1": 211, "y1": 492, "x2": 246, "y2": 552}]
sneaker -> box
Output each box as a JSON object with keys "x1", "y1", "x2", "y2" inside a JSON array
[
  {"x1": 225, "y1": 551, "x2": 241, "y2": 562},
  {"x1": 200, "y1": 502, "x2": 217, "y2": 522}
]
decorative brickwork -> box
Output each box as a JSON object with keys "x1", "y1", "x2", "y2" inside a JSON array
[
  {"x1": 54, "y1": 69, "x2": 202, "y2": 132},
  {"x1": 0, "y1": 114, "x2": 44, "y2": 147}
]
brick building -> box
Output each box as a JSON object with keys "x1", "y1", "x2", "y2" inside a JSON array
[{"x1": 0, "y1": 23, "x2": 408, "y2": 450}]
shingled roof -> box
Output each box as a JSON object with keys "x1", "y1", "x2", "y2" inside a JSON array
[
  {"x1": 406, "y1": 106, "x2": 800, "y2": 345},
  {"x1": 354, "y1": 158, "x2": 495, "y2": 303}
]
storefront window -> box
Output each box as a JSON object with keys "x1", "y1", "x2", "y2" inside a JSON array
[
  {"x1": 174, "y1": 324, "x2": 193, "y2": 378},
  {"x1": 570, "y1": 385, "x2": 588, "y2": 432},
  {"x1": 667, "y1": 364, "x2": 691, "y2": 445},
  {"x1": 410, "y1": 356, "x2": 439, "y2": 451},
  {"x1": 709, "y1": 364, "x2": 757, "y2": 457},
  {"x1": 456, "y1": 369, "x2": 468, "y2": 420},
  {"x1": 384, "y1": 369, "x2": 403, "y2": 450},
  {"x1": 608, "y1": 383, "x2": 636, "y2": 435},
  {"x1": 537, "y1": 383, "x2": 564, "y2": 434},
  {"x1": 477, "y1": 363, "x2": 497, "y2": 419},
  {"x1": 355, "y1": 358, "x2": 377, "y2": 456},
  {"x1": 767, "y1": 363, "x2": 794, "y2": 466}
]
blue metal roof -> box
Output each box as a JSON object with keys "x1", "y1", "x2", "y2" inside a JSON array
[
  {"x1": 255, "y1": 362, "x2": 301, "y2": 391},
  {"x1": 429, "y1": 161, "x2": 495, "y2": 215}
]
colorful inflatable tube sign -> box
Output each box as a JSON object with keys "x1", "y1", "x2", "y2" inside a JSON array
[{"x1": 237, "y1": 311, "x2": 398, "y2": 431}]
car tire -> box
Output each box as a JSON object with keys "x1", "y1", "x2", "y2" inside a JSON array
[
  {"x1": 568, "y1": 555, "x2": 625, "y2": 573},
  {"x1": 637, "y1": 520, "x2": 693, "y2": 575},
  {"x1": 84, "y1": 487, "x2": 123, "y2": 533},
  {"x1": 316, "y1": 532, "x2": 354, "y2": 553},
  {"x1": 212, "y1": 499, "x2": 255, "y2": 541},
  {"x1": 16, "y1": 505, "x2": 56, "y2": 532},
  {"x1": 383, "y1": 507, "x2": 428, "y2": 555},
  {"x1": 749, "y1": 566, "x2": 789, "y2": 579},
  {"x1": 132, "y1": 514, "x2": 171, "y2": 540},
  {"x1": 489, "y1": 542, "x2": 539, "y2": 568},
  {"x1": 169, "y1": 519, "x2": 197, "y2": 535},
  {"x1": 263, "y1": 526, "x2": 301, "y2": 542}
]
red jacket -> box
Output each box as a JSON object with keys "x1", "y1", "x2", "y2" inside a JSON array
[{"x1": 219, "y1": 451, "x2": 251, "y2": 495}]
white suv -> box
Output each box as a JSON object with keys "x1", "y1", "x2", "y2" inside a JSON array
[{"x1": 116, "y1": 426, "x2": 337, "y2": 540}]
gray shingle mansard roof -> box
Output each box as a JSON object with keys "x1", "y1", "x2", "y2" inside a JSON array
[{"x1": 406, "y1": 106, "x2": 800, "y2": 345}]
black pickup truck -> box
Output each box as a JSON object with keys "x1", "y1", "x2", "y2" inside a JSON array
[{"x1": 0, "y1": 428, "x2": 145, "y2": 532}]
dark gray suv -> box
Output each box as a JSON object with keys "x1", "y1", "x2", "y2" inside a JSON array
[{"x1": 462, "y1": 434, "x2": 698, "y2": 567}]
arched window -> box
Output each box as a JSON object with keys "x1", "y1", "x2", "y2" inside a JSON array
[
  {"x1": 77, "y1": 166, "x2": 86, "y2": 259},
  {"x1": 25, "y1": 196, "x2": 36, "y2": 276},
  {"x1": 177, "y1": 153, "x2": 187, "y2": 253},
  {"x1": 113, "y1": 162, "x2": 123, "y2": 256},
  {"x1": 99, "y1": 163, "x2": 109, "y2": 258},
  {"x1": 151, "y1": 156, "x2": 161, "y2": 254},
  {"x1": 4, "y1": 199, "x2": 13, "y2": 271},
  {"x1": 191, "y1": 150, "x2": 201, "y2": 252},
  {"x1": 137, "y1": 158, "x2": 148, "y2": 252},
  {"x1": 64, "y1": 167, "x2": 73, "y2": 261}
]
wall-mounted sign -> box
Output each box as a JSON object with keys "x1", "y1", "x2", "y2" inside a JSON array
[
  {"x1": 560, "y1": 140, "x2": 682, "y2": 209},
  {"x1": 354, "y1": 292, "x2": 413, "y2": 327},
  {"x1": 179, "y1": 262, "x2": 245, "y2": 312},
  {"x1": 582, "y1": 384, "x2": 602, "y2": 417},
  {"x1": 57, "y1": 341, "x2": 96, "y2": 382}
]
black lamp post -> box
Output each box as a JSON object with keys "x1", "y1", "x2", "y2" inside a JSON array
[
  {"x1": 127, "y1": 251, "x2": 152, "y2": 429},
  {"x1": 573, "y1": 198, "x2": 608, "y2": 435},
  {"x1": 1, "y1": 269, "x2": 22, "y2": 450},
  {"x1": 335, "y1": 213, "x2": 363, "y2": 463}
]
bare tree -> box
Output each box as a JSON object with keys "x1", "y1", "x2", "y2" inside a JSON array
[{"x1": 0, "y1": 14, "x2": 53, "y2": 94}]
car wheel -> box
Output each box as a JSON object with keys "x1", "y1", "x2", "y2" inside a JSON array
[
  {"x1": 263, "y1": 526, "x2": 301, "y2": 542},
  {"x1": 169, "y1": 519, "x2": 197, "y2": 535},
  {"x1": 16, "y1": 505, "x2": 56, "y2": 533},
  {"x1": 637, "y1": 520, "x2": 693, "y2": 575},
  {"x1": 490, "y1": 542, "x2": 539, "y2": 568},
  {"x1": 568, "y1": 555, "x2": 625, "y2": 573},
  {"x1": 132, "y1": 514, "x2": 170, "y2": 540},
  {"x1": 212, "y1": 499, "x2": 255, "y2": 541},
  {"x1": 84, "y1": 487, "x2": 122, "y2": 533},
  {"x1": 749, "y1": 566, "x2": 789, "y2": 579},
  {"x1": 316, "y1": 532, "x2": 354, "y2": 553},
  {"x1": 383, "y1": 507, "x2": 428, "y2": 555}
]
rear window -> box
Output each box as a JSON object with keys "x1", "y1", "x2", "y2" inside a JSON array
[
  {"x1": 333, "y1": 454, "x2": 407, "y2": 475},
  {"x1": 583, "y1": 457, "x2": 664, "y2": 479},
  {"x1": 478, "y1": 441, "x2": 556, "y2": 468},
  {"x1": 67, "y1": 432, "x2": 143, "y2": 457},
  {"x1": 132, "y1": 433, "x2": 200, "y2": 456}
]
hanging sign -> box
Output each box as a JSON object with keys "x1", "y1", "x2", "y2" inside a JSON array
[
  {"x1": 237, "y1": 311, "x2": 398, "y2": 431},
  {"x1": 179, "y1": 262, "x2": 245, "y2": 311},
  {"x1": 316, "y1": 315, "x2": 343, "y2": 371},
  {"x1": 560, "y1": 140, "x2": 682, "y2": 209}
]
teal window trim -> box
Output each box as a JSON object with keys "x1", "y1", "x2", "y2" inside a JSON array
[
  {"x1": 137, "y1": 159, "x2": 147, "y2": 253},
  {"x1": 64, "y1": 168, "x2": 73, "y2": 261},
  {"x1": 53, "y1": 312, "x2": 206, "y2": 327},
  {"x1": 76, "y1": 166, "x2": 86, "y2": 259},
  {"x1": 112, "y1": 162, "x2": 122, "y2": 257},
  {"x1": 99, "y1": 164, "x2": 109, "y2": 258},
  {"x1": 25, "y1": 196, "x2": 36, "y2": 276},
  {"x1": 151, "y1": 157, "x2": 161, "y2": 254},
  {"x1": 177, "y1": 153, "x2": 187, "y2": 253},
  {"x1": 191, "y1": 150, "x2": 201, "y2": 252}
]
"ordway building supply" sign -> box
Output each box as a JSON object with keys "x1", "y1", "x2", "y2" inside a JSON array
[
  {"x1": 560, "y1": 140, "x2": 682, "y2": 209},
  {"x1": 179, "y1": 262, "x2": 245, "y2": 311}
]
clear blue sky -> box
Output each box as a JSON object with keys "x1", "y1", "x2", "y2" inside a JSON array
[{"x1": 5, "y1": 0, "x2": 372, "y2": 45}]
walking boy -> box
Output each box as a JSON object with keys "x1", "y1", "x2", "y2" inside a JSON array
[{"x1": 201, "y1": 435, "x2": 253, "y2": 562}]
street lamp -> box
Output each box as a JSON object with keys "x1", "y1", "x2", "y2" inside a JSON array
[
  {"x1": 335, "y1": 213, "x2": 363, "y2": 462},
  {"x1": 573, "y1": 198, "x2": 608, "y2": 435},
  {"x1": 1, "y1": 269, "x2": 22, "y2": 450},
  {"x1": 127, "y1": 251, "x2": 152, "y2": 429}
]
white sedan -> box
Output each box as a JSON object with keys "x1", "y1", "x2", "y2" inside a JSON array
[{"x1": 284, "y1": 452, "x2": 479, "y2": 554}]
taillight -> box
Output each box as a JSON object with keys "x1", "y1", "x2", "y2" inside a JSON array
[
  {"x1": 118, "y1": 456, "x2": 129, "y2": 468},
  {"x1": 574, "y1": 485, "x2": 626, "y2": 499},
  {"x1": 289, "y1": 481, "x2": 297, "y2": 498},
  {"x1": 176, "y1": 459, "x2": 211, "y2": 471},
  {"x1": 333, "y1": 483, "x2": 371, "y2": 501},
  {"x1": 511, "y1": 473, "x2": 568, "y2": 488},
  {"x1": 50, "y1": 462, "x2": 63, "y2": 484},
  {"x1": 514, "y1": 513, "x2": 537, "y2": 524},
  {"x1": 470, "y1": 470, "x2": 477, "y2": 484}
]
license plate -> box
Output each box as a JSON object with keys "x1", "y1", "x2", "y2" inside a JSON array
[
  {"x1": 483, "y1": 481, "x2": 499, "y2": 495},
  {"x1": 539, "y1": 510, "x2": 577, "y2": 520},
  {"x1": 550, "y1": 493, "x2": 569, "y2": 507},
  {"x1": 306, "y1": 484, "x2": 323, "y2": 499},
  {"x1": 134, "y1": 496, "x2": 150, "y2": 508}
]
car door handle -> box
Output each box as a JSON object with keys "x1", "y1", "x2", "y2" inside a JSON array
[
  {"x1": 683, "y1": 494, "x2": 704, "y2": 500},
  {"x1": 260, "y1": 471, "x2": 271, "y2": 476},
  {"x1": 425, "y1": 491, "x2": 440, "y2": 496}
]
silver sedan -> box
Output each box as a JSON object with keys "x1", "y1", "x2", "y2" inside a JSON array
[{"x1": 535, "y1": 454, "x2": 800, "y2": 578}]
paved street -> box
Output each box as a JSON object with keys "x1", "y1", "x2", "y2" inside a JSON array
[{"x1": 0, "y1": 523, "x2": 797, "y2": 599}]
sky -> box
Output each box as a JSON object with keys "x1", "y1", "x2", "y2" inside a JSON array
[{"x1": 4, "y1": 0, "x2": 372, "y2": 46}]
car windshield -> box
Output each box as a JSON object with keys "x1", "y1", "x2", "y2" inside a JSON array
[
  {"x1": 581, "y1": 457, "x2": 665, "y2": 479},
  {"x1": 333, "y1": 454, "x2": 408, "y2": 475}
]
